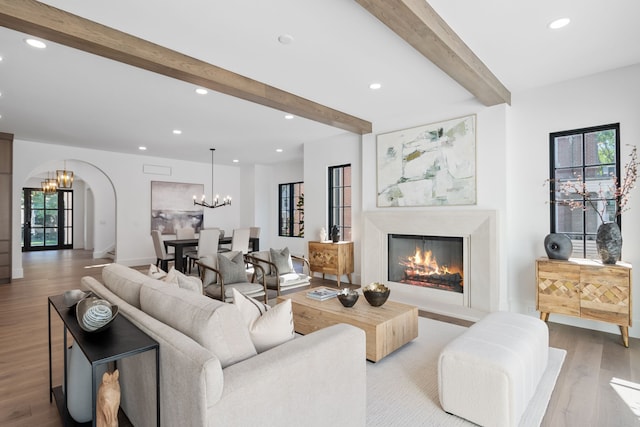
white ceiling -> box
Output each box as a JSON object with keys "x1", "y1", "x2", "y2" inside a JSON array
[{"x1": 1, "y1": 0, "x2": 639, "y2": 165}]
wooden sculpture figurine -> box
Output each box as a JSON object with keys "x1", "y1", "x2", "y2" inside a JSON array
[{"x1": 97, "y1": 369, "x2": 120, "y2": 427}]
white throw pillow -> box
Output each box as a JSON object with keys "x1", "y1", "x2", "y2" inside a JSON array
[
  {"x1": 147, "y1": 264, "x2": 167, "y2": 280},
  {"x1": 232, "y1": 288, "x2": 295, "y2": 353},
  {"x1": 164, "y1": 267, "x2": 203, "y2": 293}
]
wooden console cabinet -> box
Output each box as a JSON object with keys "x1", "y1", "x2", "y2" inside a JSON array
[
  {"x1": 308, "y1": 241, "x2": 354, "y2": 287},
  {"x1": 536, "y1": 257, "x2": 632, "y2": 347}
]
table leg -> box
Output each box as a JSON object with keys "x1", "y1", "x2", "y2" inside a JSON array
[
  {"x1": 174, "y1": 246, "x2": 185, "y2": 272},
  {"x1": 540, "y1": 312, "x2": 549, "y2": 322},
  {"x1": 48, "y1": 301, "x2": 52, "y2": 402},
  {"x1": 620, "y1": 325, "x2": 629, "y2": 348},
  {"x1": 156, "y1": 347, "x2": 160, "y2": 426}
]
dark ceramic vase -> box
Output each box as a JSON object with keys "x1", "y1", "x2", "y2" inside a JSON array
[
  {"x1": 331, "y1": 225, "x2": 340, "y2": 243},
  {"x1": 596, "y1": 222, "x2": 622, "y2": 264},
  {"x1": 544, "y1": 233, "x2": 572, "y2": 260}
]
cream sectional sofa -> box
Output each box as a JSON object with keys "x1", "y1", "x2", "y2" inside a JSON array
[{"x1": 81, "y1": 263, "x2": 366, "y2": 427}]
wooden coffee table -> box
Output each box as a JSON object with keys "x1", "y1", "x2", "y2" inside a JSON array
[{"x1": 278, "y1": 287, "x2": 418, "y2": 362}]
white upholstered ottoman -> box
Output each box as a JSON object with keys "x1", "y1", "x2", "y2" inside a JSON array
[{"x1": 438, "y1": 311, "x2": 549, "y2": 427}]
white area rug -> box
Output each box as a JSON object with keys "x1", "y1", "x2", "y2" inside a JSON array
[{"x1": 366, "y1": 317, "x2": 566, "y2": 426}]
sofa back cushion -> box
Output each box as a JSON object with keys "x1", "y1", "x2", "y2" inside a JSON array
[
  {"x1": 102, "y1": 263, "x2": 164, "y2": 309},
  {"x1": 140, "y1": 285, "x2": 257, "y2": 368}
]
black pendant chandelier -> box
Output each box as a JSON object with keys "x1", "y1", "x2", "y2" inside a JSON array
[{"x1": 193, "y1": 148, "x2": 231, "y2": 209}]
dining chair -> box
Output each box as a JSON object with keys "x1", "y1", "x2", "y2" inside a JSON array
[
  {"x1": 151, "y1": 230, "x2": 174, "y2": 271},
  {"x1": 231, "y1": 228, "x2": 251, "y2": 254},
  {"x1": 176, "y1": 227, "x2": 196, "y2": 268},
  {"x1": 176, "y1": 227, "x2": 196, "y2": 239},
  {"x1": 187, "y1": 228, "x2": 220, "y2": 274}
]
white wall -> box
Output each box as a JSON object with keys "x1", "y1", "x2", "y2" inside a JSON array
[
  {"x1": 261, "y1": 160, "x2": 305, "y2": 256},
  {"x1": 508, "y1": 63, "x2": 640, "y2": 337},
  {"x1": 305, "y1": 133, "x2": 362, "y2": 283}
]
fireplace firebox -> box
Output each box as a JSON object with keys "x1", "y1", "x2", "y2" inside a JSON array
[{"x1": 388, "y1": 234, "x2": 464, "y2": 293}]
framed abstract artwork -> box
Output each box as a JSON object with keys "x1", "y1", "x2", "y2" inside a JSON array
[
  {"x1": 376, "y1": 114, "x2": 477, "y2": 207},
  {"x1": 151, "y1": 181, "x2": 204, "y2": 234}
]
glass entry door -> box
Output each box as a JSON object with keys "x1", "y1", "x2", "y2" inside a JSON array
[{"x1": 22, "y1": 188, "x2": 73, "y2": 251}]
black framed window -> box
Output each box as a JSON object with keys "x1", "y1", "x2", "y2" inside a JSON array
[
  {"x1": 279, "y1": 182, "x2": 304, "y2": 237},
  {"x1": 328, "y1": 164, "x2": 351, "y2": 241},
  {"x1": 549, "y1": 123, "x2": 620, "y2": 258}
]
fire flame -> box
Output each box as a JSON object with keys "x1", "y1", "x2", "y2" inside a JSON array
[{"x1": 399, "y1": 248, "x2": 457, "y2": 277}]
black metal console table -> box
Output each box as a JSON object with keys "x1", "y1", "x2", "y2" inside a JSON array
[{"x1": 48, "y1": 294, "x2": 160, "y2": 426}]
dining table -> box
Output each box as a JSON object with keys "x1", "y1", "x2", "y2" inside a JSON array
[
  {"x1": 163, "y1": 238, "x2": 198, "y2": 273},
  {"x1": 164, "y1": 237, "x2": 260, "y2": 272}
]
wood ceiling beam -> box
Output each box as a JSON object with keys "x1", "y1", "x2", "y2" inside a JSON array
[
  {"x1": 355, "y1": 0, "x2": 511, "y2": 106},
  {"x1": 0, "y1": 0, "x2": 372, "y2": 134}
]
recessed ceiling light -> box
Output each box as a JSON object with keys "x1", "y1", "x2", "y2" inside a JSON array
[
  {"x1": 232, "y1": 159, "x2": 239, "y2": 163},
  {"x1": 172, "y1": 129, "x2": 182, "y2": 135},
  {"x1": 278, "y1": 34, "x2": 294, "y2": 45},
  {"x1": 138, "y1": 146, "x2": 147, "y2": 151},
  {"x1": 284, "y1": 114, "x2": 294, "y2": 120},
  {"x1": 195, "y1": 88, "x2": 208, "y2": 95},
  {"x1": 548, "y1": 18, "x2": 570, "y2": 29},
  {"x1": 25, "y1": 38, "x2": 47, "y2": 49},
  {"x1": 276, "y1": 148, "x2": 284, "y2": 153},
  {"x1": 369, "y1": 83, "x2": 382, "y2": 90},
  {"x1": 0, "y1": 56, "x2": 3, "y2": 62}
]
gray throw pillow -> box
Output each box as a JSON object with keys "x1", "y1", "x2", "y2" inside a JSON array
[
  {"x1": 270, "y1": 247, "x2": 294, "y2": 274},
  {"x1": 218, "y1": 251, "x2": 247, "y2": 284}
]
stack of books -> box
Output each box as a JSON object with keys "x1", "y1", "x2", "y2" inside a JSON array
[{"x1": 306, "y1": 288, "x2": 339, "y2": 301}]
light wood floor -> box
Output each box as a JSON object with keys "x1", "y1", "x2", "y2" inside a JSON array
[{"x1": 1, "y1": 250, "x2": 639, "y2": 426}]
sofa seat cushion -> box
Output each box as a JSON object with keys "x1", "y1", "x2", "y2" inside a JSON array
[
  {"x1": 265, "y1": 272, "x2": 311, "y2": 290},
  {"x1": 140, "y1": 285, "x2": 257, "y2": 368}
]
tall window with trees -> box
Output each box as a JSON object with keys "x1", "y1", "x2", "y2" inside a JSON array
[
  {"x1": 549, "y1": 123, "x2": 620, "y2": 258},
  {"x1": 328, "y1": 164, "x2": 351, "y2": 241},
  {"x1": 279, "y1": 182, "x2": 304, "y2": 237}
]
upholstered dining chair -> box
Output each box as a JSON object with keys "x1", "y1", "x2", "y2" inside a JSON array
[
  {"x1": 249, "y1": 227, "x2": 261, "y2": 239},
  {"x1": 186, "y1": 228, "x2": 220, "y2": 274},
  {"x1": 230, "y1": 227, "x2": 251, "y2": 254},
  {"x1": 175, "y1": 227, "x2": 196, "y2": 268},
  {"x1": 196, "y1": 251, "x2": 268, "y2": 303},
  {"x1": 151, "y1": 230, "x2": 174, "y2": 271},
  {"x1": 245, "y1": 247, "x2": 311, "y2": 296}
]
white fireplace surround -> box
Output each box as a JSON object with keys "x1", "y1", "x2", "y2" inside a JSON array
[{"x1": 362, "y1": 209, "x2": 499, "y2": 320}]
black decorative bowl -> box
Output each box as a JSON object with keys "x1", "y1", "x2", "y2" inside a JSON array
[
  {"x1": 337, "y1": 289, "x2": 359, "y2": 307},
  {"x1": 363, "y1": 283, "x2": 390, "y2": 307}
]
